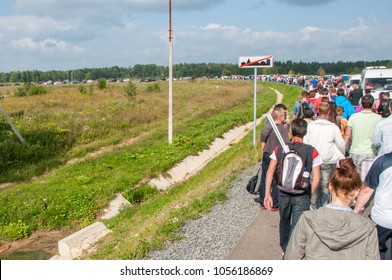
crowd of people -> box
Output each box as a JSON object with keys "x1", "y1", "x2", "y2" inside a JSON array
[{"x1": 258, "y1": 80, "x2": 392, "y2": 260}]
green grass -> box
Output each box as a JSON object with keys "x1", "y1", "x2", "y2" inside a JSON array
[
  {"x1": 0, "y1": 81, "x2": 301, "y2": 259},
  {"x1": 89, "y1": 82, "x2": 301, "y2": 259}
]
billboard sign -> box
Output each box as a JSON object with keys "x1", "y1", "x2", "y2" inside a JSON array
[{"x1": 239, "y1": 55, "x2": 273, "y2": 68}]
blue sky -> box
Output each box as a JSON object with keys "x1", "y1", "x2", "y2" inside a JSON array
[{"x1": 0, "y1": 0, "x2": 391, "y2": 72}]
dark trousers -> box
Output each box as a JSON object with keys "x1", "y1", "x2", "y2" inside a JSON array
[
  {"x1": 278, "y1": 191, "x2": 310, "y2": 252},
  {"x1": 259, "y1": 152, "x2": 279, "y2": 208},
  {"x1": 376, "y1": 224, "x2": 392, "y2": 260}
]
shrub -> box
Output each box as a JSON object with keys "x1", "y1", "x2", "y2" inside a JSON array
[
  {"x1": 79, "y1": 84, "x2": 87, "y2": 94},
  {"x1": 97, "y1": 78, "x2": 107, "y2": 90},
  {"x1": 146, "y1": 82, "x2": 161, "y2": 93},
  {"x1": 28, "y1": 84, "x2": 48, "y2": 96},
  {"x1": 124, "y1": 81, "x2": 137, "y2": 98},
  {"x1": 13, "y1": 84, "x2": 47, "y2": 97}
]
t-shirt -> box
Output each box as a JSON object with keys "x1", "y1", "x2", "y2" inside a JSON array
[
  {"x1": 348, "y1": 89, "x2": 363, "y2": 106},
  {"x1": 260, "y1": 122, "x2": 290, "y2": 154},
  {"x1": 365, "y1": 153, "x2": 392, "y2": 229},
  {"x1": 347, "y1": 111, "x2": 382, "y2": 154}
]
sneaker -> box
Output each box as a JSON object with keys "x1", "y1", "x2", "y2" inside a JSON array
[
  {"x1": 260, "y1": 205, "x2": 267, "y2": 210},
  {"x1": 271, "y1": 207, "x2": 279, "y2": 212}
]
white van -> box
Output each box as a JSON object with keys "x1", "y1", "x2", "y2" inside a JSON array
[{"x1": 361, "y1": 66, "x2": 392, "y2": 100}]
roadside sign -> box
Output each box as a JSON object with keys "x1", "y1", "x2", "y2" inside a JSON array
[
  {"x1": 239, "y1": 55, "x2": 273, "y2": 68},
  {"x1": 238, "y1": 55, "x2": 274, "y2": 145}
]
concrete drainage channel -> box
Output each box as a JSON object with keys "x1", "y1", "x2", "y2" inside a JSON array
[{"x1": 51, "y1": 89, "x2": 283, "y2": 260}]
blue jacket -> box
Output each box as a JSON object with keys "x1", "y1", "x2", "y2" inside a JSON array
[{"x1": 335, "y1": 96, "x2": 354, "y2": 120}]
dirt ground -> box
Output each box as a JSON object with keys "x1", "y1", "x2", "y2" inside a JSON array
[{"x1": 0, "y1": 228, "x2": 74, "y2": 260}]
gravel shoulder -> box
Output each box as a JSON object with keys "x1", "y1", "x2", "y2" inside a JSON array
[{"x1": 146, "y1": 164, "x2": 261, "y2": 260}]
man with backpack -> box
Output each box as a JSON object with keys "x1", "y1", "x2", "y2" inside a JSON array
[
  {"x1": 264, "y1": 118, "x2": 322, "y2": 254},
  {"x1": 377, "y1": 92, "x2": 391, "y2": 118},
  {"x1": 259, "y1": 104, "x2": 290, "y2": 211},
  {"x1": 291, "y1": 90, "x2": 315, "y2": 120}
]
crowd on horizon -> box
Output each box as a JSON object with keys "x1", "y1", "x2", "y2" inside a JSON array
[{"x1": 257, "y1": 77, "x2": 392, "y2": 260}]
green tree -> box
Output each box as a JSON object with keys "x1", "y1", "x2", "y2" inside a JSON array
[
  {"x1": 221, "y1": 69, "x2": 232, "y2": 77},
  {"x1": 1, "y1": 73, "x2": 8, "y2": 83},
  {"x1": 84, "y1": 72, "x2": 94, "y2": 81}
]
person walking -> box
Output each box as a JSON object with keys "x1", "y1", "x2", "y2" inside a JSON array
[
  {"x1": 377, "y1": 92, "x2": 391, "y2": 118},
  {"x1": 354, "y1": 152, "x2": 392, "y2": 260},
  {"x1": 334, "y1": 87, "x2": 354, "y2": 120},
  {"x1": 344, "y1": 94, "x2": 382, "y2": 180},
  {"x1": 348, "y1": 83, "x2": 363, "y2": 110},
  {"x1": 372, "y1": 100, "x2": 392, "y2": 155},
  {"x1": 304, "y1": 102, "x2": 346, "y2": 208},
  {"x1": 291, "y1": 91, "x2": 315, "y2": 120},
  {"x1": 259, "y1": 105, "x2": 290, "y2": 211},
  {"x1": 284, "y1": 158, "x2": 379, "y2": 260},
  {"x1": 264, "y1": 118, "x2": 322, "y2": 254}
]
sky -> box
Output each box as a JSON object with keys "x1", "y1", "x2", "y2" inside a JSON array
[{"x1": 0, "y1": 0, "x2": 391, "y2": 72}]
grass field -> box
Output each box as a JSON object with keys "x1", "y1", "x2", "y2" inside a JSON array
[{"x1": 0, "y1": 80, "x2": 301, "y2": 259}]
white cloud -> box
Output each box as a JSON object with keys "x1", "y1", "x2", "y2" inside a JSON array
[
  {"x1": 202, "y1": 23, "x2": 222, "y2": 30},
  {"x1": 9, "y1": 37, "x2": 84, "y2": 54}
]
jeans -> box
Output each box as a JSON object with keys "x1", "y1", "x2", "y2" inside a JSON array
[
  {"x1": 376, "y1": 223, "x2": 392, "y2": 260},
  {"x1": 259, "y1": 152, "x2": 279, "y2": 208},
  {"x1": 315, "y1": 163, "x2": 336, "y2": 208},
  {"x1": 278, "y1": 191, "x2": 310, "y2": 252}
]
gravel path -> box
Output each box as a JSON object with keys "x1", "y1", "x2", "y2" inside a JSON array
[{"x1": 146, "y1": 163, "x2": 261, "y2": 260}]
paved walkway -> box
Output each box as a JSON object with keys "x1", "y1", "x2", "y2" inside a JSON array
[
  {"x1": 227, "y1": 206, "x2": 282, "y2": 259},
  {"x1": 227, "y1": 188, "x2": 392, "y2": 260}
]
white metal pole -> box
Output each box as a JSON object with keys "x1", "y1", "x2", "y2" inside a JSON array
[
  {"x1": 168, "y1": 0, "x2": 173, "y2": 144},
  {"x1": 253, "y1": 68, "x2": 257, "y2": 146},
  {"x1": 0, "y1": 106, "x2": 25, "y2": 143}
]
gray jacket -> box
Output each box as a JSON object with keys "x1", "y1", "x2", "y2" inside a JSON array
[{"x1": 284, "y1": 206, "x2": 380, "y2": 260}]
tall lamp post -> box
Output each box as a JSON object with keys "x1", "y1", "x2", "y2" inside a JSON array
[{"x1": 168, "y1": 0, "x2": 173, "y2": 144}]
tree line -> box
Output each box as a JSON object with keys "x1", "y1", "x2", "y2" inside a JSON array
[{"x1": 1, "y1": 60, "x2": 391, "y2": 84}]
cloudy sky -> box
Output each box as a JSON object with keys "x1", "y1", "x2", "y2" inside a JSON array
[{"x1": 0, "y1": 0, "x2": 391, "y2": 72}]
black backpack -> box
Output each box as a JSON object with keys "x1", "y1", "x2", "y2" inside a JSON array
[
  {"x1": 297, "y1": 101, "x2": 313, "y2": 119},
  {"x1": 275, "y1": 142, "x2": 313, "y2": 194},
  {"x1": 246, "y1": 165, "x2": 262, "y2": 195},
  {"x1": 378, "y1": 99, "x2": 391, "y2": 118}
]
